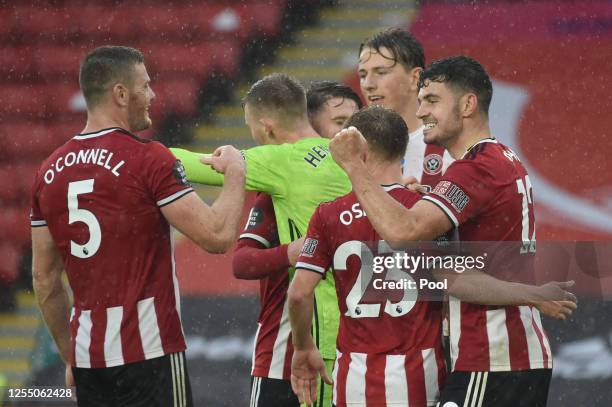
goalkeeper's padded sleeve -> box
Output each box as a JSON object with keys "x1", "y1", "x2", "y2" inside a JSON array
[{"x1": 170, "y1": 147, "x2": 224, "y2": 186}]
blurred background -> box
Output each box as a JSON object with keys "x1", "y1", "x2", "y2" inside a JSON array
[{"x1": 0, "y1": 0, "x2": 611, "y2": 405}]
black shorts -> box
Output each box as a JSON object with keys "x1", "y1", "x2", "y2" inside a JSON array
[
  {"x1": 437, "y1": 369, "x2": 551, "y2": 407},
  {"x1": 73, "y1": 351, "x2": 193, "y2": 407},
  {"x1": 250, "y1": 376, "x2": 299, "y2": 407}
]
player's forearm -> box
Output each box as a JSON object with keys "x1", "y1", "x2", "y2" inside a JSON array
[
  {"x1": 33, "y1": 270, "x2": 71, "y2": 362},
  {"x1": 346, "y1": 164, "x2": 422, "y2": 246},
  {"x1": 436, "y1": 269, "x2": 538, "y2": 306},
  {"x1": 208, "y1": 165, "x2": 246, "y2": 251},
  {"x1": 287, "y1": 286, "x2": 315, "y2": 350},
  {"x1": 170, "y1": 148, "x2": 224, "y2": 186},
  {"x1": 233, "y1": 243, "x2": 290, "y2": 280}
]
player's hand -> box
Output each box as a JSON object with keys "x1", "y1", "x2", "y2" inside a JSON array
[
  {"x1": 330, "y1": 126, "x2": 367, "y2": 173},
  {"x1": 200, "y1": 145, "x2": 245, "y2": 175},
  {"x1": 402, "y1": 175, "x2": 428, "y2": 193},
  {"x1": 535, "y1": 281, "x2": 577, "y2": 303},
  {"x1": 287, "y1": 237, "x2": 305, "y2": 266},
  {"x1": 535, "y1": 300, "x2": 577, "y2": 320},
  {"x1": 290, "y1": 347, "x2": 332, "y2": 406}
]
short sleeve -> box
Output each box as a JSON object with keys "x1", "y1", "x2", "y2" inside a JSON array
[
  {"x1": 295, "y1": 205, "x2": 332, "y2": 275},
  {"x1": 243, "y1": 144, "x2": 289, "y2": 196},
  {"x1": 146, "y1": 142, "x2": 194, "y2": 207},
  {"x1": 422, "y1": 159, "x2": 496, "y2": 228},
  {"x1": 239, "y1": 193, "x2": 279, "y2": 248},
  {"x1": 30, "y1": 167, "x2": 47, "y2": 227}
]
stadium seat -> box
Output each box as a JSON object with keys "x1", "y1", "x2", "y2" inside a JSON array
[
  {"x1": 203, "y1": 40, "x2": 241, "y2": 77},
  {"x1": 12, "y1": 6, "x2": 78, "y2": 42},
  {"x1": 0, "y1": 123, "x2": 52, "y2": 160},
  {"x1": 0, "y1": 84, "x2": 47, "y2": 120},
  {"x1": 0, "y1": 46, "x2": 36, "y2": 82},
  {"x1": 150, "y1": 77, "x2": 201, "y2": 118},
  {"x1": 43, "y1": 84, "x2": 85, "y2": 118},
  {"x1": 237, "y1": 2, "x2": 285, "y2": 38},
  {"x1": 143, "y1": 43, "x2": 215, "y2": 81},
  {"x1": 0, "y1": 206, "x2": 30, "y2": 250},
  {"x1": 0, "y1": 165, "x2": 21, "y2": 205},
  {"x1": 0, "y1": 242, "x2": 20, "y2": 284},
  {"x1": 34, "y1": 46, "x2": 87, "y2": 80}
]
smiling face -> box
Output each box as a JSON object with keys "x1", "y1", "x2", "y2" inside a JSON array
[
  {"x1": 358, "y1": 46, "x2": 419, "y2": 117},
  {"x1": 126, "y1": 63, "x2": 155, "y2": 132},
  {"x1": 310, "y1": 97, "x2": 359, "y2": 138},
  {"x1": 416, "y1": 80, "x2": 464, "y2": 147}
]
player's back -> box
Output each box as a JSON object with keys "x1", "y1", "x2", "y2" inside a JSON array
[
  {"x1": 297, "y1": 184, "x2": 445, "y2": 406},
  {"x1": 31, "y1": 127, "x2": 192, "y2": 367},
  {"x1": 244, "y1": 137, "x2": 351, "y2": 244},
  {"x1": 299, "y1": 184, "x2": 443, "y2": 355}
]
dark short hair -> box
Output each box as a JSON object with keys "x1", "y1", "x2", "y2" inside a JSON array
[
  {"x1": 344, "y1": 105, "x2": 408, "y2": 161},
  {"x1": 243, "y1": 73, "x2": 307, "y2": 122},
  {"x1": 79, "y1": 46, "x2": 145, "y2": 109},
  {"x1": 306, "y1": 81, "x2": 363, "y2": 119},
  {"x1": 418, "y1": 55, "x2": 493, "y2": 117},
  {"x1": 359, "y1": 28, "x2": 425, "y2": 70}
]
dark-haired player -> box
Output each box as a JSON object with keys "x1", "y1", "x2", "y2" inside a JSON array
[
  {"x1": 31, "y1": 46, "x2": 246, "y2": 406},
  {"x1": 358, "y1": 28, "x2": 453, "y2": 189},
  {"x1": 307, "y1": 80, "x2": 362, "y2": 139},
  {"x1": 331, "y1": 56, "x2": 575, "y2": 407},
  {"x1": 288, "y1": 105, "x2": 446, "y2": 406}
]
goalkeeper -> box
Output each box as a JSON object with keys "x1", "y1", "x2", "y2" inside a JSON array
[{"x1": 171, "y1": 73, "x2": 351, "y2": 407}]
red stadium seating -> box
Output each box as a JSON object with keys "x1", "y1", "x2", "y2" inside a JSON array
[
  {"x1": 150, "y1": 77, "x2": 201, "y2": 117},
  {"x1": 0, "y1": 206, "x2": 31, "y2": 250},
  {"x1": 143, "y1": 43, "x2": 215, "y2": 81},
  {"x1": 0, "y1": 46, "x2": 36, "y2": 82},
  {"x1": 0, "y1": 123, "x2": 51, "y2": 160},
  {"x1": 34, "y1": 46, "x2": 88, "y2": 80},
  {"x1": 0, "y1": 165, "x2": 22, "y2": 205},
  {"x1": 0, "y1": 84, "x2": 47, "y2": 119},
  {"x1": 0, "y1": 243, "x2": 20, "y2": 284}
]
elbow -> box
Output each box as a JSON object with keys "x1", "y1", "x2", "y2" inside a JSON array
[
  {"x1": 196, "y1": 233, "x2": 234, "y2": 254},
  {"x1": 287, "y1": 282, "x2": 310, "y2": 309}
]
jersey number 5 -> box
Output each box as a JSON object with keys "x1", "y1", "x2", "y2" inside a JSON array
[{"x1": 68, "y1": 179, "x2": 101, "y2": 259}]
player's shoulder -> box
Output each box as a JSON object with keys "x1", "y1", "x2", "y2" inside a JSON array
[
  {"x1": 384, "y1": 183, "x2": 421, "y2": 207},
  {"x1": 452, "y1": 138, "x2": 520, "y2": 174}
]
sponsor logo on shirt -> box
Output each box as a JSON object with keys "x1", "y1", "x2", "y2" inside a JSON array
[
  {"x1": 246, "y1": 207, "x2": 263, "y2": 230},
  {"x1": 433, "y1": 181, "x2": 470, "y2": 212},
  {"x1": 423, "y1": 153, "x2": 443, "y2": 175},
  {"x1": 301, "y1": 238, "x2": 318, "y2": 257},
  {"x1": 173, "y1": 160, "x2": 190, "y2": 186}
]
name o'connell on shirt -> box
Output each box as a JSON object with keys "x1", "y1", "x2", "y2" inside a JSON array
[{"x1": 43, "y1": 148, "x2": 125, "y2": 184}]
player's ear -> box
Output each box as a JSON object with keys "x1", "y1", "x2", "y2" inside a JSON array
[
  {"x1": 409, "y1": 67, "x2": 423, "y2": 92},
  {"x1": 461, "y1": 93, "x2": 479, "y2": 118},
  {"x1": 260, "y1": 118, "x2": 275, "y2": 139},
  {"x1": 112, "y1": 83, "x2": 129, "y2": 107}
]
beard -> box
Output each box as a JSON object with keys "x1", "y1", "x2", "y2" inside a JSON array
[
  {"x1": 424, "y1": 104, "x2": 462, "y2": 147},
  {"x1": 127, "y1": 104, "x2": 151, "y2": 133}
]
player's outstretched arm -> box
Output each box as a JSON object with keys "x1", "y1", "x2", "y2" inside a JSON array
[
  {"x1": 434, "y1": 269, "x2": 577, "y2": 319},
  {"x1": 330, "y1": 127, "x2": 452, "y2": 247},
  {"x1": 170, "y1": 147, "x2": 224, "y2": 186},
  {"x1": 32, "y1": 227, "x2": 71, "y2": 363},
  {"x1": 162, "y1": 146, "x2": 246, "y2": 253},
  {"x1": 287, "y1": 269, "x2": 331, "y2": 405}
]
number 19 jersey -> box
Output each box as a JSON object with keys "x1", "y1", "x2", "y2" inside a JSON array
[
  {"x1": 30, "y1": 128, "x2": 193, "y2": 369},
  {"x1": 296, "y1": 184, "x2": 445, "y2": 407}
]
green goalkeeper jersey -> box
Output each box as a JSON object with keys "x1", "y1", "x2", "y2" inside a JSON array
[{"x1": 171, "y1": 137, "x2": 351, "y2": 359}]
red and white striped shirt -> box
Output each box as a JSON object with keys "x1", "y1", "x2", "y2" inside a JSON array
[
  {"x1": 31, "y1": 128, "x2": 192, "y2": 368},
  {"x1": 424, "y1": 139, "x2": 552, "y2": 371},
  {"x1": 297, "y1": 185, "x2": 446, "y2": 406},
  {"x1": 239, "y1": 194, "x2": 293, "y2": 379}
]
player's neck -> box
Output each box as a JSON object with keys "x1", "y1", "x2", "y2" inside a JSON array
[
  {"x1": 280, "y1": 123, "x2": 319, "y2": 144},
  {"x1": 367, "y1": 161, "x2": 403, "y2": 186},
  {"x1": 399, "y1": 99, "x2": 422, "y2": 134},
  {"x1": 83, "y1": 110, "x2": 130, "y2": 134},
  {"x1": 448, "y1": 120, "x2": 492, "y2": 159}
]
